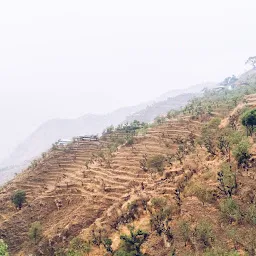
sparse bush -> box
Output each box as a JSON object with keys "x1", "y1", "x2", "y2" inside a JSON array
[
  {"x1": 116, "y1": 226, "x2": 148, "y2": 256},
  {"x1": 151, "y1": 197, "x2": 167, "y2": 210},
  {"x1": 85, "y1": 160, "x2": 90, "y2": 169},
  {"x1": 203, "y1": 248, "x2": 239, "y2": 256},
  {"x1": 102, "y1": 238, "x2": 113, "y2": 254},
  {"x1": 194, "y1": 220, "x2": 214, "y2": 249},
  {"x1": 226, "y1": 227, "x2": 241, "y2": 250},
  {"x1": 201, "y1": 118, "x2": 221, "y2": 156},
  {"x1": 217, "y1": 164, "x2": 237, "y2": 197},
  {"x1": 147, "y1": 155, "x2": 165, "y2": 173},
  {"x1": 97, "y1": 151, "x2": 105, "y2": 160},
  {"x1": 69, "y1": 237, "x2": 91, "y2": 256},
  {"x1": 91, "y1": 227, "x2": 104, "y2": 247},
  {"x1": 179, "y1": 221, "x2": 190, "y2": 246},
  {"x1": 244, "y1": 228, "x2": 256, "y2": 256},
  {"x1": 174, "y1": 189, "x2": 182, "y2": 207},
  {"x1": 217, "y1": 129, "x2": 231, "y2": 156},
  {"x1": 28, "y1": 221, "x2": 42, "y2": 244},
  {"x1": 114, "y1": 251, "x2": 130, "y2": 256},
  {"x1": 245, "y1": 204, "x2": 256, "y2": 225},
  {"x1": 175, "y1": 144, "x2": 187, "y2": 164},
  {"x1": 149, "y1": 198, "x2": 172, "y2": 240},
  {"x1": 0, "y1": 239, "x2": 9, "y2": 256},
  {"x1": 51, "y1": 143, "x2": 57, "y2": 150},
  {"x1": 11, "y1": 190, "x2": 26, "y2": 209},
  {"x1": 167, "y1": 110, "x2": 179, "y2": 119},
  {"x1": 116, "y1": 137, "x2": 126, "y2": 145},
  {"x1": 126, "y1": 201, "x2": 140, "y2": 221},
  {"x1": 232, "y1": 138, "x2": 250, "y2": 168},
  {"x1": 106, "y1": 125, "x2": 115, "y2": 134},
  {"x1": 184, "y1": 181, "x2": 215, "y2": 205},
  {"x1": 29, "y1": 159, "x2": 38, "y2": 169},
  {"x1": 108, "y1": 142, "x2": 118, "y2": 153},
  {"x1": 154, "y1": 116, "x2": 165, "y2": 125},
  {"x1": 66, "y1": 251, "x2": 81, "y2": 256},
  {"x1": 41, "y1": 152, "x2": 47, "y2": 159},
  {"x1": 228, "y1": 130, "x2": 245, "y2": 145},
  {"x1": 219, "y1": 198, "x2": 242, "y2": 224},
  {"x1": 195, "y1": 186, "x2": 215, "y2": 206},
  {"x1": 126, "y1": 136, "x2": 134, "y2": 146}
]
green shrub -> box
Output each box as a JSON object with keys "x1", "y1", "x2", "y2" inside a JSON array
[
  {"x1": 232, "y1": 138, "x2": 250, "y2": 167},
  {"x1": 203, "y1": 248, "x2": 239, "y2": 256},
  {"x1": 154, "y1": 116, "x2": 165, "y2": 125},
  {"x1": 102, "y1": 238, "x2": 113, "y2": 254},
  {"x1": 66, "y1": 250, "x2": 82, "y2": 256},
  {"x1": 151, "y1": 197, "x2": 167, "y2": 209},
  {"x1": 0, "y1": 239, "x2": 9, "y2": 256},
  {"x1": 245, "y1": 204, "x2": 256, "y2": 225},
  {"x1": 226, "y1": 227, "x2": 240, "y2": 250},
  {"x1": 194, "y1": 185, "x2": 215, "y2": 205},
  {"x1": 184, "y1": 181, "x2": 215, "y2": 205},
  {"x1": 69, "y1": 237, "x2": 91, "y2": 255},
  {"x1": 167, "y1": 110, "x2": 179, "y2": 119},
  {"x1": 194, "y1": 220, "x2": 214, "y2": 248},
  {"x1": 149, "y1": 198, "x2": 172, "y2": 239},
  {"x1": 228, "y1": 130, "x2": 245, "y2": 145},
  {"x1": 28, "y1": 221, "x2": 42, "y2": 244},
  {"x1": 114, "y1": 137, "x2": 126, "y2": 145},
  {"x1": 219, "y1": 198, "x2": 242, "y2": 223},
  {"x1": 217, "y1": 164, "x2": 237, "y2": 197},
  {"x1": 147, "y1": 155, "x2": 165, "y2": 172},
  {"x1": 11, "y1": 190, "x2": 26, "y2": 209},
  {"x1": 201, "y1": 118, "x2": 221, "y2": 155},
  {"x1": 179, "y1": 221, "x2": 190, "y2": 246},
  {"x1": 29, "y1": 159, "x2": 38, "y2": 169},
  {"x1": 126, "y1": 136, "x2": 134, "y2": 146},
  {"x1": 116, "y1": 226, "x2": 148, "y2": 256}
]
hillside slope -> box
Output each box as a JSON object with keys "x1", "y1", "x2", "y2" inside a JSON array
[
  {"x1": 2, "y1": 76, "x2": 256, "y2": 255},
  {"x1": 0, "y1": 112, "x2": 202, "y2": 255},
  {"x1": 2, "y1": 72, "x2": 256, "y2": 255}
]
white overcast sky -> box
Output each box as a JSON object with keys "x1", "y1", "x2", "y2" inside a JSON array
[{"x1": 0, "y1": 0, "x2": 256, "y2": 162}]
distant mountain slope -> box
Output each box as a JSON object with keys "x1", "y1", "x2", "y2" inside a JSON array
[
  {"x1": 0, "y1": 162, "x2": 29, "y2": 186},
  {"x1": 125, "y1": 93, "x2": 197, "y2": 123},
  {"x1": 155, "y1": 82, "x2": 216, "y2": 102}
]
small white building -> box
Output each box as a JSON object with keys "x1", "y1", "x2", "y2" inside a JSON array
[{"x1": 56, "y1": 139, "x2": 72, "y2": 146}]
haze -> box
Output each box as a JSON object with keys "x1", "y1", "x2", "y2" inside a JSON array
[{"x1": 0, "y1": 0, "x2": 255, "y2": 163}]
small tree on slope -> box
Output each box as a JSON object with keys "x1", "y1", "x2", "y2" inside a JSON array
[
  {"x1": 11, "y1": 190, "x2": 26, "y2": 210},
  {"x1": 242, "y1": 109, "x2": 256, "y2": 136}
]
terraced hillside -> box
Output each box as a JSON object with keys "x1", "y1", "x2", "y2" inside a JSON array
[
  {"x1": 2, "y1": 79, "x2": 256, "y2": 255},
  {"x1": 0, "y1": 139, "x2": 109, "y2": 252},
  {"x1": 0, "y1": 114, "x2": 203, "y2": 255}
]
